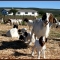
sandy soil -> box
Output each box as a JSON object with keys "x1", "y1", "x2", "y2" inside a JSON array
[{"x1": 0, "y1": 24, "x2": 60, "y2": 59}]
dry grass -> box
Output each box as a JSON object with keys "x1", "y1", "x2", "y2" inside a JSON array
[{"x1": 0, "y1": 24, "x2": 60, "y2": 59}]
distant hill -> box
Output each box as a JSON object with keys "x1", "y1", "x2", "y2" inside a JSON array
[
  {"x1": 0, "y1": 7, "x2": 60, "y2": 16},
  {"x1": 22, "y1": 7, "x2": 60, "y2": 16}
]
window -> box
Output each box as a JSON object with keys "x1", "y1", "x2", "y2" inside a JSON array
[
  {"x1": 25, "y1": 12, "x2": 28, "y2": 14},
  {"x1": 32, "y1": 12, "x2": 34, "y2": 14},
  {"x1": 18, "y1": 12, "x2": 20, "y2": 14}
]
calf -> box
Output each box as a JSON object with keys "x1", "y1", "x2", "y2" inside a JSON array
[
  {"x1": 31, "y1": 36, "x2": 47, "y2": 59},
  {"x1": 6, "y1": 24, "x2": 19, "y2": 38},
  {"x1": 19, "y1": 31, "x2": 35, "y2": 43},
  {"x1": 24, "y1": 18, "x2": 33, "y2": 30}
]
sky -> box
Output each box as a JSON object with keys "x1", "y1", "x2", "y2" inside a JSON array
[{"x1": 0, "y1": 1, "x2": 60, "y2": 9}]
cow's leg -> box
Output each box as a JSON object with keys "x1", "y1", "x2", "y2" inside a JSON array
[
  {"x1": 41, "y1": 49, "x2": 46, "y2": 59},
  {"x1": 37, "y1": 48, "x2": 40, "y2": 59},
  {"x1": 31, "y1": 45, "x2": 35, "y2": 57},
  {"x1": 29, "y1": 28, "x2": 34, "y2": 46}
]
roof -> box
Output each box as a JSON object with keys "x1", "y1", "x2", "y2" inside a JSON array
[
  {"x1": 17, "y1": 9, "x2": 37, "y2": 12},
  {"x1": 4, "y1": 9, "x2": 37, "y2": 12},
  {"x1": 4, "y1": 9, "x2": 11, "y2": 11}
]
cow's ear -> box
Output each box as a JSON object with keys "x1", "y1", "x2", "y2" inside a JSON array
[{"x1": 49, "y1": 13, "x2": 54, "y2": 23}]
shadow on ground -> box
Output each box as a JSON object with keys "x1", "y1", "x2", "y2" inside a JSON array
[
  {"x1": 54, "y1": 39, "x2": 60, "y2": 41},
  {"x1": 0, "y1": 40, "x2": 29, "y2": 50},
  {"x1": 12, "y1": 51, "x2": 31, "y2": 57}
]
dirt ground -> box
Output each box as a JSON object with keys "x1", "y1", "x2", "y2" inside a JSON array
[{"x1": 0, "y1": 24, "x2": 60, "y2": 59}]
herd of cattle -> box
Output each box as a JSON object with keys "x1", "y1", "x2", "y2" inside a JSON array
[{"x1": 0, "y1": 13, "x2": 60, "y2": 59}]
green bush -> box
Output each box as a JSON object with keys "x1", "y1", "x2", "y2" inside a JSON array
[{"x1": 21, "y1": 21, "x2": 26, "y2": 25}]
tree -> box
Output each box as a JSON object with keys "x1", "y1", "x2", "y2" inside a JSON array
[
  {"x1": 8, "y1": 8, "x2": 18, "y2": 18},
  {"x1": 38, "y1": 10, "x2": 45, "y2": 16}
]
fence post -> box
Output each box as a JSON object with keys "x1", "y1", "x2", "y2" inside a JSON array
[{"x1": 23, "y1": 15, "x2": 24, "y2": 20}]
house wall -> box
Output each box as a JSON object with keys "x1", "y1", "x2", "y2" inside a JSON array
[
  {"x1": 7, "y1": 12, "x2": 38, "y2": 16},
  {"x1": 7, "y1": 12, "x2": 13, "y2": 15},
  {"x1": 16, "y1": 12, "x2": 38, "y2": 16}
]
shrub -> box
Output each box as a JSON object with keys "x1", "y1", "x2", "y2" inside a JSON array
[{"x1": 21, "y1": 21, "x2": 26, "y2": 26}]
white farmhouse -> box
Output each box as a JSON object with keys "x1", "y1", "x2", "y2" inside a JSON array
[
  {"x1": 16, "y1": 9, "x2": 38, "y2": 16},
  {"x1": 4, "y1": 9, "x2": 38, "y2": 16}
]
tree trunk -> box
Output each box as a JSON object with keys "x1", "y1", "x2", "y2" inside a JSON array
[
  {"x1": 14, "y1": 15, "x2": 15, "y2": 19},
  {"x1": 4, "y1": 15, "x2": 5, "y2": 24}
]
